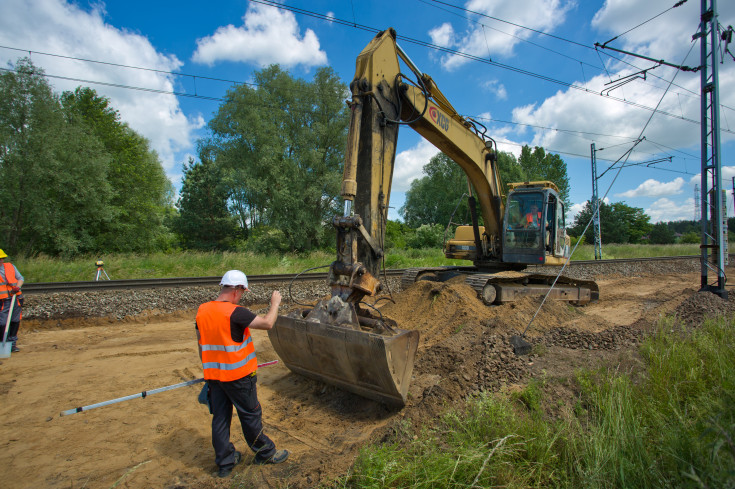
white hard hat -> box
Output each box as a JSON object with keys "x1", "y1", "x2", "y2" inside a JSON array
[{"x1": 220, "y1": 270, "x2": 248, "y2": 289}]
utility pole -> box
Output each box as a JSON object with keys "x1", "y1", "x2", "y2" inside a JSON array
[
  {"x1": 694, "y1": 184, "x2": 701, "y2": 221},
  {"x1": 696, "y1": 0, "x2": 727, "y2": 298},
  {"x1": 596, "y1": 0, "x2": 728, "y2": 298},
  {"x1": 590, "y1": 143, "x2": 602, "y2": 259}
]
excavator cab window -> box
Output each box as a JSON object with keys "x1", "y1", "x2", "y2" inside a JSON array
[{"x1": 504, "y1": 192, "x2": 544, "y2": 250}]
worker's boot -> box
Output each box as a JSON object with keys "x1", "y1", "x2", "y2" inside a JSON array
[{"x1": 8, "y1": 321, "x2": 19, "y2": 352}]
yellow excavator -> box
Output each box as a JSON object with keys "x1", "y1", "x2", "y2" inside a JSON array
[{"x1": 268, "y1": 28, "x2": 598, "y2": 406}]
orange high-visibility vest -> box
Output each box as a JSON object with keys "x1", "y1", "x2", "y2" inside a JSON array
[
  {"x1": 525, "y1": 211, "x2": 541, "y2": 227},
  {"x1": 196, "y1": 301, "x2": 257, "y2": 382},
  {"x1": 0, "y1": 263, "x2": 22, "y2": 300}
]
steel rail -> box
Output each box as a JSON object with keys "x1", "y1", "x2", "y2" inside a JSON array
[{"x1": 20, "y1": 255, "x2": 708, "y2": 295}]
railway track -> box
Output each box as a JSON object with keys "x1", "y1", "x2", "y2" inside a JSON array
[{"x1": 20, "y1": 255, "x2": 709, "y2": 294}]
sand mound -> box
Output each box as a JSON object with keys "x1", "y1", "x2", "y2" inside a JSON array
[{"x1": 381, "y1": 276, "x2": 581, "y2": 347}]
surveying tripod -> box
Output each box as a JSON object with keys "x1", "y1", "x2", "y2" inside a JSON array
[{"x1": 95, "y1": 260, "x2": 110, "y2": 281}]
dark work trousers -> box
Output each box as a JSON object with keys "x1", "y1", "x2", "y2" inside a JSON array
[
  {"x1": 0, "y1": 297, "x2": 22, "y2": 347},
  {"x1": 208, "y1": 375, "x2": 276, "y2": 469}
]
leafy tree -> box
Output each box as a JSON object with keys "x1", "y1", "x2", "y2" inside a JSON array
[
  {"x1": 649, "y1": 222, "x2": 676, "y2": 244},
  {"x1": 174, "y1": 157, "x2": 238, "y2": 250},
  {"x1": 385, "y1": 220, "x2": 411, "y2": 249},
  {"x1": 406, "y1": 224, "x2": 444, "y2": 248},
  {"x1": 61, "y1": 87, "x2": 174, "y2": 252},
  {"x1": 401, "y1": 153, "x2": 471, "y2": 228},
  {"x1": 680, "y1": 231, "x2": 699, "y2": 244},
  {"x1": 400, "y1": 145, "x2": 569, "y2": 230},
  {"x1": 496, "y1": 151, "x2": 526, "y2": 190},
  {"x1": 518, "y1": 145, "x2": 570, "y2": 207},
  {"x1": 201, "y1": 65, "x2": 349, "y2": 252},
  {"x1": 569, "y1": 200, "x2": 652, "y2": 244},
  {"x1": 0, "y1": 58, "x2": 113, "y2": 255}
]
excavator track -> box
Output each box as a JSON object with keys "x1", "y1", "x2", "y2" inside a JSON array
[{"x1": 402, "y1": 267, "x2": 599, "y2": 306}]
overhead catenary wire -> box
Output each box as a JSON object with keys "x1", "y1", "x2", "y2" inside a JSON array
[
  {"x1": 0, "y1": 63, "x2": 698, "y2": 172},
  {"x1": 520, "y1": 32, "x2": 695, "y2": 341},
  {"x1": 601, "y1": 0, "x2": 690, "y2": 48},
  {"x1": 1, "y1": 50, "x2": 706, "y2": 170},
  {"x1": 248, "y1": 0, "x2": 729, "y2": 132},
  {"x1": 420, "y1": 0, "x2": 712, "y2": 110}
]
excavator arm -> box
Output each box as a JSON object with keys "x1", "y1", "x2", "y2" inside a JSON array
[
  {"x1": 269, "y1": 28, "x2": 597, "y2": 407},
  {"x1": 333, "y1": 28, "x2": 505, "y2": 302}
]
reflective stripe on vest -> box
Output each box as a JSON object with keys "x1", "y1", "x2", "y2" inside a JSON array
[
  {"x1": 196, "y1": 301, "x2": 257, "y2": 382},
  {"x1": 0, "y1": 263, "x2": 22, "y2": 300}
]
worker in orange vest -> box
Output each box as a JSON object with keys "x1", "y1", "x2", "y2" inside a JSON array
[
  {"x1": 525, "y1": 203, "x2": 542, "y2": 228},
  {"x1": 196, "y1": 270, "x2": 289, "y2": 478},
  {"x1": 0, "y1": 249, "x2": 23, "y2": 353}
]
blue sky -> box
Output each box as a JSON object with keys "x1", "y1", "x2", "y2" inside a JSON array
[{"x1": 2, "y1": 0, "x2": 734, "y2": 224}]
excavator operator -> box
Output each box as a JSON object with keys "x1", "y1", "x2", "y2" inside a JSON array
[{"x1": 525, "y1": 204, "x2": 541, "y2": 228}]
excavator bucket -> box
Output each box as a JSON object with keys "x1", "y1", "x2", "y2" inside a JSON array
[{"x1": 268, "y1": 296, "x2": 419, "y2": 407}]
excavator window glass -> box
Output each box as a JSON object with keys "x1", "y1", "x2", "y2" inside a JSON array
[{"x1": 504, "y1": 192, "x2": 544, "y2": 249}]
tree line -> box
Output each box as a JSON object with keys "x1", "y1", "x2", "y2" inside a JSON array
[
  {"x1": 0, "y1": 59, "x2": 173, "y2": 255},
  {"x1": 1, "y1": 57, "x2": 704, "y2": 257}
]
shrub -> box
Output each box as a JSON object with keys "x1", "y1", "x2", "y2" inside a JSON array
[
  {"x1": 243, "y1": 226, "x2": 291, "y2": 254},
  {"x1": 406, "y1": 224, "x2": 444, "y2": 249}
]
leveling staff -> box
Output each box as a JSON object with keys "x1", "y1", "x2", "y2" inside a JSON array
[{"x1": 195, "y1": 270, "x2": 289, "y2": 478}]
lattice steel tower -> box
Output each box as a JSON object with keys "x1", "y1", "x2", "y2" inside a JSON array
[{"x1": 697, "y1": 0, "x2": 727, "y2": 298}]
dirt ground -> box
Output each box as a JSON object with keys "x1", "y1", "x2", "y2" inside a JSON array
[{"x1": 1, "y1": 268, "x2": 733, "y2": 489}]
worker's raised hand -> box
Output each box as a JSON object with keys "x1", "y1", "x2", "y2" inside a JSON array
[{"x1": 270, "y1": 290, "x2": 282, "y2": 308}]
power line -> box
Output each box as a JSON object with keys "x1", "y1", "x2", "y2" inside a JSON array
[
  {"x1": 0, "y1": 52, "x2": 702, "y2": 152},
  {"x1": 0, "y1": 44, "x2": 252, "y2": 88},
  {"x1": 0, "y1": 66, "x2": 225, "y2": 102},
  {"x1": 420, "y1": 0, "x2": 711, "y2": 110},
  {"x1": 2, "y1": 43, "x2": 721, "y2": 146},
  {"x1": 601, "y1": 0, "x2": 689, "y2": 47},
  {"x1": 416, "y1": 0, "x2": 600, "y2": 71},
  {"x1": 423, "y1": 0, "x2": 591, "y2": 50},
  {"x1": 249, "y1": 0, "x2": 734, "y2": 135},
  {"x1": 497, "y1": 138, "x2": 692, "y2": 174}
]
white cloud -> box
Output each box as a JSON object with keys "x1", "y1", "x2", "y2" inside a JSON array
[
  {"x1": 192, "y1": 3, "x2": 327, "y2": 68},
  {"x1": 646, "y1": 197, "x2": 695, "y2": 223},
  {"x1": 509, "y1": 0, "x2": 735, "y2": 175},
  {"x1": 0, "y1": 0, "x2": 200, "y2": 180},
  {"x1": 429, "y1": 23, "x2": 455, "y2": 47},
  {"x1": 567, "y1": 197, "x2": 610, "y2": 224},
  {"x1": 616, "y1": 177, "x2": 685, "y2": 198},
  {"x1": 689, "y1": 165, "x2": 735, "y2": 186},
  {"x1": 433, "y1": 0, "x2": 574, "y2": 70},
  {"x1": 568, "y1": 201, "x2": 587, "y2": 223},
  {"x1": 392, "y1": 139, "x2": 441, "y2": 192},
  {"x1": 592, "y1": 0, "x2": 703, "y2": 61},
  {"x1": 482, "y1": 79, "x2": 508, "y2": 100}
]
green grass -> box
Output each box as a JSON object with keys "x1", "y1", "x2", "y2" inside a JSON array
[
  {"x1": 13, "y1": 244, "x2": 701, "y2": 283},
  {"x1": 570, "y1": 243, "x2": 700, "y2": 260},
  {"x1": 330, "y1": 315, "x2": 735, "y2": 489}
]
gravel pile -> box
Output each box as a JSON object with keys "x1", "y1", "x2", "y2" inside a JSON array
[
  {"x1": 531, "y1": 256, "x2": 702, "y2": 280},
  {"x1": 21, "y1": 259, "x2": 698, "y2": 322},
  {"x1": 542, "y1": 325, "x2": 643, "y2": 350}
]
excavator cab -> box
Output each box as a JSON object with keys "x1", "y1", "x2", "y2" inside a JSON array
[{"x1": 502, "y1": 182, "x2": 570, "y2": 266}]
